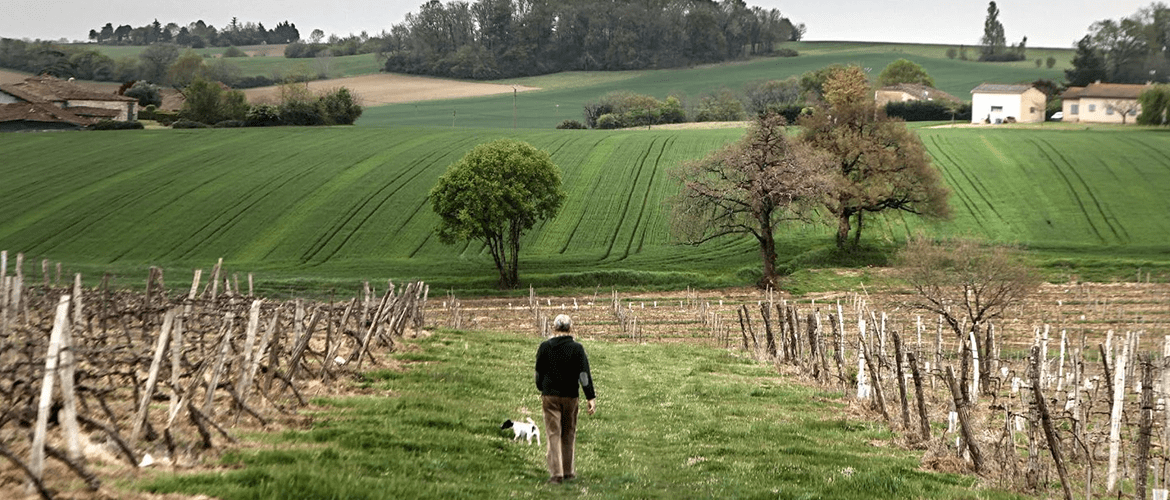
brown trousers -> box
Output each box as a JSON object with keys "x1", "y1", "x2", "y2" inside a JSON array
[{"x1": 541, "y1": 395, "x2": 579, "y2": 479}]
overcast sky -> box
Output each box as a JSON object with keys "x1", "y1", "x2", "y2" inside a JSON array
[{"x1": 0, "y1": 0, "x2": 1152, "y2": 49}]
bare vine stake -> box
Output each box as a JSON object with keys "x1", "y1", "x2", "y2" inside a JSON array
[
  {"x1": 130, "y1": 308, "x2": 176, "y2": 449},
  {"x1": 945, "y1": 365, "x2": 983, "y2": 472},
  {"x1": 1030, "y1": 345, "x2": 1073, "y2": 500},
  {"x1": 203, "y1": 312, "x2": 235, "y2": 417},
  {"x1": 1107, "y1": 333, "x2": 1131, "y2": 492},
  {"x1": 1137, "y1": 356, "x2": 1155, "y2": 500},
  {"x1": 892, "y1": 331, "x2": 911, "y2": 430},
  {"x1": 57, "y1": 295, "x2": 82, "y2": 461},
  {"x1": 188, "y1": 268, "x2": 202, "y2": 300},
  {"x1": 907, "y1": 352, "x2": 931, "y2": 442},
  {"x1": 236, "y1": 300, "x2": 263, "y2": 409},
  {"x1": 30, "y1": 295, "x2": 71, "y2": 489},
  {"x1": 760, "y1": 303, "x2": 775, "y2": 358}
]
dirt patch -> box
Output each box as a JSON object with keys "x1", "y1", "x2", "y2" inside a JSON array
[{"x1": 242, "y1": 74, "x2": 540, "y2": 107}]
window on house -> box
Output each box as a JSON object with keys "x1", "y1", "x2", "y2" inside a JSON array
[
  {"x1": 1106, "y1": 106, "x2": 1114, "y2": 115},
  {"x1": 1071, "y1": 104, "x2": 1079, "y2": 114},
  {"x1": 1030, "y1": 107, "x2": 1036, "y2": 113},
  {"x1": 1129, "y1": 109, "x2": 1137, "y2": 115},
  {"x1": 1089, "y1": 104, "x2": 1096, "y2": 112},
  {"x1": 991, "y1": 106, "x2": 1003, "y2": 112}
]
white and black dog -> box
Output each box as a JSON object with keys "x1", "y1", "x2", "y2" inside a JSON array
[{"x1": 500, "y1": 417, "x2": 541, "y2": 445}]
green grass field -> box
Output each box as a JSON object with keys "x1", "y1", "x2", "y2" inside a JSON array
[
  {"x1": 1, "y1": 124, "x2": 1167, "y2": 294},
  {"x1": 135, "y1": 329, "x2": 1023, "y2": 500},
  {"x1": 359, "y1": 41, "x2": 1071, "y2": 129}
]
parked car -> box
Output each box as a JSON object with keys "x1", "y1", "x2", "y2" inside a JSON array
[{"x1": 1049, "y1": 111, "x2": 1063, "y2": 121}]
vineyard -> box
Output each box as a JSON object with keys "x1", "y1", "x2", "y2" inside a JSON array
[
  {"x1": 436, "y1": 279, "x2": 1170, "y2": 498},
  {"x1": 4, "y1": 246, "x2": 1170, "y2": 497},
  {"x1": 0, "y1": 252, "x2": 428, "y2": 499}
]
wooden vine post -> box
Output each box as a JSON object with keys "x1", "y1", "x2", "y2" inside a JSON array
[
  {"x1": 945, "y1": 366, "x2": 983, "y2": 473},
  {"x1": 1029, "y1": 345, "x2": 1073, "y2": 500}
]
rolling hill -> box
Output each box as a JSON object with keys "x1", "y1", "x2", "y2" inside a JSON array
[{"x1": 1, "y1": 123, "x2": 1166, "y2": 294}]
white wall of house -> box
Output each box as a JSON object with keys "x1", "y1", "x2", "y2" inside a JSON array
[
  {"x1": 972, "y1": 89, "x2": 1045, "y2": 124},
  {"x1": 972, "y1": 93, "x2": 1022, "y2": 124},
  {"x1": 1063, "y1": 97, "x2": 1139, "y2": 124}
]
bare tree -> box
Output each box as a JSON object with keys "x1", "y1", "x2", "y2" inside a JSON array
[
  {"x1": 894, "y1": 236, "x2": 1040, "y2": 401},
  {"x1": 1106, "y1": 99, "x2": 1141, "y2": 124},
  {"x1": 670, "y1": 112, "x2": 830, "y2": 288}
]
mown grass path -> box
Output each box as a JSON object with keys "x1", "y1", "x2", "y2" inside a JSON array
[{"x1": 138, "y1": 330, "x2": 1021, "y2": 499}]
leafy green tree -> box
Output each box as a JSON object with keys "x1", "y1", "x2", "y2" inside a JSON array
[
  {"x1": 799, "y1": 66, "x2": 951, "y2": 250},
  {"x1": 1138, "y1": 85, "x2": 1170, "y2": 125},
  {"x1": 1066, "y1": 35, "x2": 1108, "y2": 86},
  {"x1": 979, "y1": 1, "x2": 1007, "y2": 60},
  {"x1": 429, "y1": 140, "x2": 566, "y2": 289},
  {"x1": 166, "y1": 50, "x2": 205, "y2": 88},
  {"x1": 670, "y1": 112, "x2": 829, "y2": 288},
  {"x1": 179, "y1": 77, "x2": 247, "y2": 124},
  {"x1": 877, "y1": 58, "x2": 935, "y2": 87}
]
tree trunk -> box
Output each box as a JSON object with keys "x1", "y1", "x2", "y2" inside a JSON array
[
  {"x1": 835, "y1": 211, "x2": 851, "y2": 249},
  {"x1": 851, "y1": 211, "x2": 863, "y2": 248},
  {"x1": 758, "y1": 232, "x2": 778, "y2": 288}
]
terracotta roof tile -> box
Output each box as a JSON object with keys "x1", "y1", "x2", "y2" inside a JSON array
[
  {"x1": 877, "y1": 83, "x2": 962, "y2": 103},
  {"x1": 1070, "y1": 82, "x2": 1149, "y2": 99},
  {"x1": 0, "y1": 102, "x2": 93, "y2": 126}
]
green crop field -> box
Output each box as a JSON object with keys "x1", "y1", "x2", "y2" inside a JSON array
[
  {"x1": 1, "y1": 124, "x2": 1167, "y2": 294},
  {"x1": 359, "y1": 41, "x2": 1071, "y2": 129}
]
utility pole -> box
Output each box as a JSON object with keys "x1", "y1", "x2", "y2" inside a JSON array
[{"x1": 513, "y1": 87, "x2": 517, "y2": 130}]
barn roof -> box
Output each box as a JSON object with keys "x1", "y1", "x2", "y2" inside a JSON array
[
  {"x1": 0, "y1": 102, "x2": 92, "y2": 127},
  {"x1": 877, "y1": 83, "x2": 962, "y2": 103},
  {"x1": 0, "y1": 75, "x2": 136, "y2": 104},
  {"x1": 971, "y1": 83, "x2": 1035, "y2": 95}
]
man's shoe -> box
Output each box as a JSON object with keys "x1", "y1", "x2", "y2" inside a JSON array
[
  {"x1": 547, "y1": 476, "x2": 563, "y2": 484},
  {"x1": 564, "y1": 474, "x2": 576, "y2": 481}
]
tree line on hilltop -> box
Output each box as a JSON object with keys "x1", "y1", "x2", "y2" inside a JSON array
[
  {"x1": 377, "y1": 0, "x2": 804, "y2": 79},
  {"x1": 87, "y1": 18, "x2": 300, "y2": 48}
]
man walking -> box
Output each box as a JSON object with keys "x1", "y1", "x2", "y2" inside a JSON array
[{"x1": 535, "y1": 314, "x2": 596, "y2": 484}]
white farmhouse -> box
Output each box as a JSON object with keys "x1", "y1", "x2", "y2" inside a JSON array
[{"x1": 970, "y1": 83, "x2": 1046, "y2": 124}]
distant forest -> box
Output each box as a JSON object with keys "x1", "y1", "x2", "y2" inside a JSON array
[
  {"x1": 377, "y1": 0, "x2": 804, "y2": 79},
  {"x1": 87, "y1": 18, "x2": 300, "y2": 48}
]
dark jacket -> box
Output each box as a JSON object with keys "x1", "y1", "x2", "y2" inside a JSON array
[{"x1": 535, "y1": 335, "x2": 596, "y2": 400}]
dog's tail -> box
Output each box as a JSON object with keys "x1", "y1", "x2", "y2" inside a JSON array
[{"x1": 526, "y1": 417, "x2": 536, "y2": 426}]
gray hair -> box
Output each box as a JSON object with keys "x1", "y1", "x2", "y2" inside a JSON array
[{"x1": 553, "y1": 314, "x2": 572, "y2": 332}]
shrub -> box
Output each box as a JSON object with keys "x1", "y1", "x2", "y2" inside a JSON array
[
  {"x1": 693, "y1": 88, "x2": 746, "y2": 122},
  {"x1": 946, "y1": 48, "x2": 957, "y2": 59},
  {"x1": 222, "y1": 46, "x2": 247, "y2": 58},
  {"x1": 279, "y1": 100, "x2": 324, "y2": 126},
  {"x1": 213, "y1": 120, "x2": 246, "y2": 128},
  {"x1": 318, "y1": 87, "x2": 363, "y2": 125},
  {"x1": 1046, "y1": 56, "x2": 1057, "y2": 69},
  {"x1": 171, "y1": 119, "x2": 209, "y2": 129},
  {"x1": 884, "y1": 101, "x2": 971, "y2": 122},
  {"x1": 89, "y1": 120, "x2": 144, "y2": 131},
  {"x1": 246, "y1": 104, "x2": 282, "y2": 127},
  {"x1": 124, "y1": 81, "x2": 162, "y2": 108},
  {"x1": 773, "y1": 48, "x2": 799, "y2": 57},
  {"x1": 556, "y1": 119, "x2": 586, "y2": 129},
  {"x1": 595, "y1": 114, "x2": 620, "y2": 129},
  {"x1": 233, "y1": 75, "x2": 276, "y2": 88}
]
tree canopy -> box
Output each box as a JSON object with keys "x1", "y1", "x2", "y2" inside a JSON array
[
  {"x1": 430, "y1": 140, "x2": 566, "y2": 289},
  {"x1": 670, "y1": 112, "x2": 829, "y2": 288},
  {"x1": 799, "y1": 66, "x2": 951, "y2": 250},
  {"x1": 381, "y1": 0, "x2": 803, "y2": 80},
  {"x1": 877, "y1": 58, "x2": 935, "y2": 88}
]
